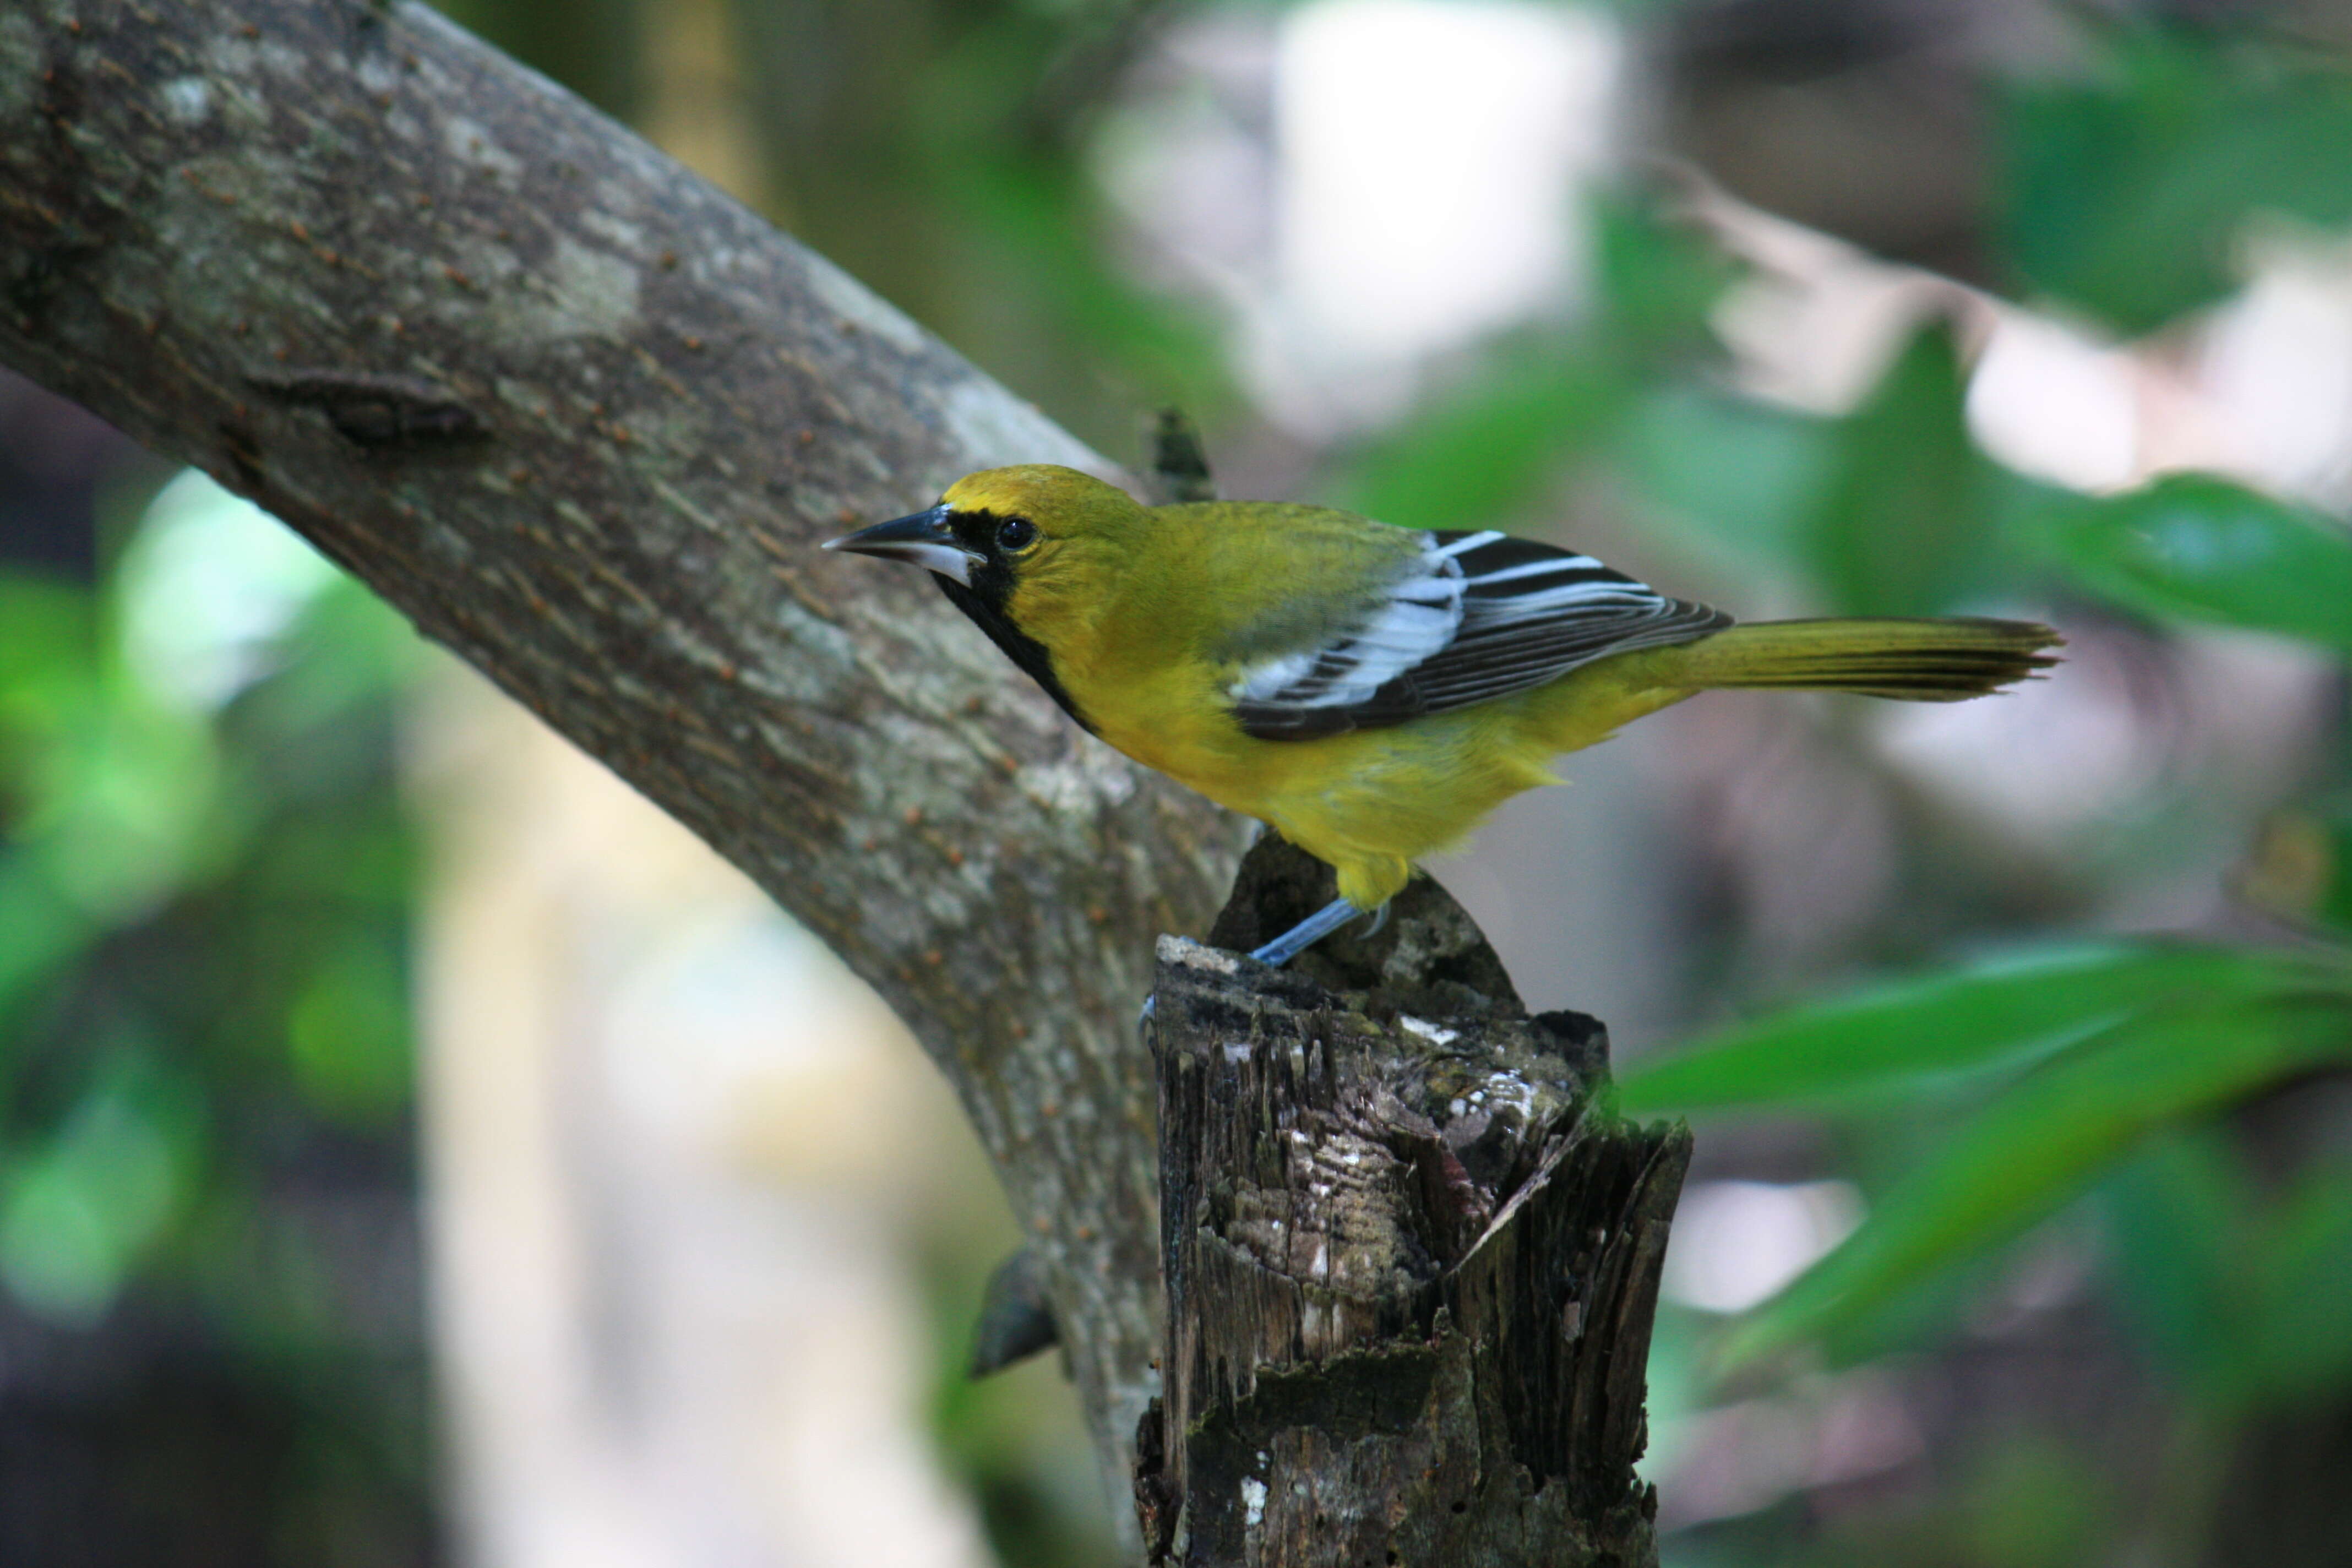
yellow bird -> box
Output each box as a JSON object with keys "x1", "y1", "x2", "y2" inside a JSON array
[{"x1": 827, "y1": 465, "x2": 2060, "y2": 965}]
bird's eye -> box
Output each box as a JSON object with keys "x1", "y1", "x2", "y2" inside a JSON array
[{"x1": 996, "y1": 516, "x2": 1038, "y2": 551}]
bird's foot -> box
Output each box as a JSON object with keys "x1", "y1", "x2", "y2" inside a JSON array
[{"x1": 1147, "y1": 897, "x2": 1389, "y2": 1038}]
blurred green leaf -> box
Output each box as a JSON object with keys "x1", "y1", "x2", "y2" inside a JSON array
[
  {"x1": 0, "y1": 857, "x2": 96, "y2": 1026},
  {"x1": 946, "y1": 154, "x2": 1230, "y2": 436},
  {"x1": 0, "y1": 576, "x2": 99, "y2": 841},
  {"x1": 2319, "y1": 818, "x2": 2352, "y2": 935},
  {"x1": 0, "y1": 574, "x2": 95, "y2": 702},
  {"x1": 2098, "y1": 1133, "x2": 2251, "y2": 1386},
  {"x1": 1341, "y1": 191, "x2": 1759, "y2": 541},
  {"x1": 2239, "y1": 1158, "x2": 2352, "y2": 1404},
  {"x1": 1617, "y1": 942, "x2": 2344, "y2": 1116},
  {"x1": 1807, "y1": 319, "x2": 2003, "y2": 616},
  {"x1": 2018, "y1": 473, "x2": 2352, "y2": 651},
  {"x1": 1588, "y1": 189, "x2": 1738, "y2": 358},
  {"x1": 2103, "y1": 1135, "x2": 2352, "y2": 1410},
  {"x1": 0, "y1": 1048, "x2": 203, "y2": 1325},
  {"x1": 23, "y1": 681, "x2": 226, "y2": 922},
  {"x1": 1614, "y1": 386, "x2": 1832, "y2": 576},
  {"x1": 286, "y1": 939, "x2": 413, "y2": 1123},
  {"x1": 2001, "y1": 31, "x2": 2352, "y2": 335},
  {"x1": 1957, "y1": 1434, "x2": 2117, "y2": 1568},
  {"x1": 1338, "y1": 336, "x2": 1623, "y2": 532},
  {"x1": 1722, "y1": 997, "x2": 2352, "y2": 1365}
]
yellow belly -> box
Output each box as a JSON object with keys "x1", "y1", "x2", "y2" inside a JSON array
[{"x1": 1088, "y1": 652, "x2": 1696, "y2": 908}]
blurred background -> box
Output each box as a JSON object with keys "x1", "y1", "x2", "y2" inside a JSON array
[{"x1": 4, "y1": 0, "x2": 2352, "y2": 1563}]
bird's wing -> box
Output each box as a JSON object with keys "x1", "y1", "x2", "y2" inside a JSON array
[{"x1": 1228, "y1": 529, "x2": 1731, "y2": 739}]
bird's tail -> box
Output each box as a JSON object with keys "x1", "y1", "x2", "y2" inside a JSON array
[{"x1": 1668, "y1": 617, "x2": 2063, "y2": 702}]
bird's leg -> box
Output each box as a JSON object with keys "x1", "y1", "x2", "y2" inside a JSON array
[
  {"x1": 1355, "y1": 902, "x2": 1390, "y2": 939},
  {"x1": 1249, "y1": 896, "x2": 1366, "y2": 967},
  {"x1": 1141, "y1": 895, "x2": 1385, "y2": 1039}
]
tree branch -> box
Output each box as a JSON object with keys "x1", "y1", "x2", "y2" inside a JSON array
[{"x1": 0, "y1": 0, "x2": 1239, "y2": 1505}]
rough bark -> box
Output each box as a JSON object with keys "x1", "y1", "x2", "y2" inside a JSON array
[
  {"x1": 1140, "y1": 838, "x2": 1687, "y2": 1567},
  {"x1": 0, "y1": 0, "x2": 1241, "y2": 1500}
]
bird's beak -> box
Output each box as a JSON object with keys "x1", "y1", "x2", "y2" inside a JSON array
[{"x1": 821, "y1": 504, "x2": 977, "y2": 586}]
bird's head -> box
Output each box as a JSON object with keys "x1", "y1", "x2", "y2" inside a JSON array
[
  {"x1": 821, "y1": 464, "x2": 1153, "y2": 728},
  {"x1": 824, "y1": 462, "x2": 1147, "y2": 619}
]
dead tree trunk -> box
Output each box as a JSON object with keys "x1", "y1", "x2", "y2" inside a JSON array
[{"x1": 1139, "y1": 839, "x2": 1687, "y2": 1567}]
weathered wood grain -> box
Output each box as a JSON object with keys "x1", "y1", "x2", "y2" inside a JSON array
[{"x1": 1145, "y1": 839, "x2": 1686, "y2": 1566}]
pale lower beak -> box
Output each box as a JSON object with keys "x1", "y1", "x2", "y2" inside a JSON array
[{"x1": 821, "y1": 504, "x2": 977, "y2": 586}]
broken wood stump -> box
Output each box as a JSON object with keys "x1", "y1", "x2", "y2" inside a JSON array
[{"x1": 1138, "y1": 837, "x2": 1690, "y2": 1567}]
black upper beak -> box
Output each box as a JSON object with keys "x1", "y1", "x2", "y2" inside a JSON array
[{"x1": 821, "y1": 504, "x2": 978, "y2": 585}]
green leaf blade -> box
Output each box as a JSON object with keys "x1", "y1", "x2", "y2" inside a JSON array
[
  {"x1": 1616, "y1": 942, "x2": 2342, "y2": 1117},
  {"x1": 2026, "y1": 474, "x2": 2352, "y2": 650},
  {"x1": 1999, "y1": 32, "x2": 2352, "y2": 334},
  {"x1": 1807, "y1": 320, "x2": 2002, "y2": 617},
  {"x1": 1721, "y1": 997, "x2": 2352, "y2": 1366}
]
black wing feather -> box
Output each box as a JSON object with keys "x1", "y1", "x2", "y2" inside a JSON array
[{"x1": 1233, "y1": 530, "x2": 1728, "y2": 739}]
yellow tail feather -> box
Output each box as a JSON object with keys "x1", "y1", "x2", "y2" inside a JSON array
[{"x1": 1662, "y1": 617, "x2": 2063, "y2": 703}]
